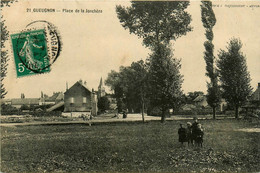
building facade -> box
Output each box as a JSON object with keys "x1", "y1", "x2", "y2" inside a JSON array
[{"x1": 64, "y1": 81, "x2": 97, "y2": 115}]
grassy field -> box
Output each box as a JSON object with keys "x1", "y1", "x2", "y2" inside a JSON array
[{"x1": 1, "y1": 119, "x2": 259, "y2": 173}]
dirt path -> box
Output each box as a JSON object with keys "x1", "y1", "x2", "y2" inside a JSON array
[
  {"x1": 0, "y1": 115, "x2": 194, "y2": 127},
  {"x1": 236, "y1": 128, "x2": 260, "y2": 133},
  {"x1": 0, "y1": 114, "x2": 237, "y2": 127}
]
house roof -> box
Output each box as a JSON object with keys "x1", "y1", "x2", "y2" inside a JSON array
[
  {"x1": 56, "y1": 92, "x2": 64, "y2": 100},
  {"x1": 45, "y1": 92, "x2": 64, "y2": 101},
  {"x1": 64, "y1": 81, "x2": 92, "y2": 95},
  {"x1": 1, "y1": 99, "x2": 11, "y2": 103},
  {"x1": 181, "y1": 104, "x2": 196, "y2": 110},
  {"x1": 193, "y1": 95, "x2": 206, "y2": 102},
  {"x1": 46, "y1": 101, "x2": 64, "y2": 112},
  {"x1": 11, "y1": 98, "x2": 40, "y2": 105}
]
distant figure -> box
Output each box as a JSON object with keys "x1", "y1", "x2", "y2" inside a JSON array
[
  {"x1": 178, "y1": 123, "x2": 187, "y2": 145},
  {"x1": 191, "y1": 117, "x2": 199, "y2": 143},
  {"x1": 82, "y1": 114, "x2": 90, "y2": 121},
  {"x1": 123, "y1": 111, "x2": 127, "y2": 119},
  {"x1": 186, "y1": 122, "x2": 193, "y2": 146},
  {"x1": 112, "y1": 113, "x2": 119, "y2": 119},
  {"x1": 194, "y1": 123, "x2": 204, "y2": 147},
  {"x1": 90, "y1": 112, "x2": 93, "y2": 120},
  {"x1": 192, "y1": 117, "x2": 199, "y2": 130}
]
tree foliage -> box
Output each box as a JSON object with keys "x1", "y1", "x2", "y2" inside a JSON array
[
  {"x1": 116, "y1": 1, "x2": 192, "y2": 48},
  {"x1": 217, "y1": 38, "x2": 252, "y2": 118},
  {"x1": 147, "y1": 44, "x2": 183, "y2": 122},
  {"x1": 105, "y1": 60, "x2": 148, "y2": 114},
  {"x1": 1, "y1": 0, "x2": 16, "y2": 7},
  {"x1": 1, "y1": 0, "x2": 18, "y2": 98},
  {"x1": 97, "y1": 96, "x2": 110, "y2": 113},
  {"x1": 1, "y1": 18, "x2": 9, "y2": 98},
  {"x1": 201, "y1": 0, "x2": 220, "y2": 118},
  {"x1": 1, "y1": 0, "x2": 17, "y2": 98},
  {"x1": 116, "y1": 1, "x2": 192, "y2": 122}
]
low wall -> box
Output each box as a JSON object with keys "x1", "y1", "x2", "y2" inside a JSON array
[{"x1": 62, "y1": 112, "x2": 91, "y2": 118}]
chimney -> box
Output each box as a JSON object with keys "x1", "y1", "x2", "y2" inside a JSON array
[
  {"x1": 66, "y1": 82, "x2": 68, "y2": 91},
  {"x1": 258, "y1": 82, "x2": 260, "y2": 88},
  {"x1": 79, "y1": 79, "x2": 83, "y2": 84}
]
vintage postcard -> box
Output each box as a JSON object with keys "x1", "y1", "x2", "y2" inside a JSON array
[{"x1": 1, "y1": 0, "x2": 260, "y2": 172}]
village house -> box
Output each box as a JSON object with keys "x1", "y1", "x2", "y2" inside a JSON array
[
  {"x1": 242, "y1": 83, "x2": 260, "y2": 116},
  {"x1": 40, "y1": 92, "x2": 64, "y2": 105},
  {"x1": 193, "y1": 94, "x2": 208, "y2": 108},
  {"x1": 63, "y1": 80, "x2": 98, "y2": 116},
  {"x1": 3, "y1": 98, "x2": 40, "y2": 109},
  {"x1": 192, "y1": 94, "x2": 227, "y2": 112},
  {"x1": 251, "y1": 83, "x2": 260, "y2": 102}
]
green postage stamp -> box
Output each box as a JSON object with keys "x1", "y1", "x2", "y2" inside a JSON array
[
  {"x1": 10, "y1": 21, "x2": 61, "y2": 77},
  {"x1": 11, "y1": 29, "x2": 50, "y2": 77}
]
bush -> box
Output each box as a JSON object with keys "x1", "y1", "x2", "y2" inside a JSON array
[
  {"x1": 147, "y1": 107, "x2": 171, "y2": 117},
  {"x1": 173, "y1": 108, "x2": 223, "y2": 116},
  {"x1": 1, "y1": 104, "x2": 20, "y2": 115},
  {"x1": 31, "y1": 111, "x2": 62, "y2": 117}
]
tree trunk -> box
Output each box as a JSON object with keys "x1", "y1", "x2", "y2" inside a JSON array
[
  {"x1": 161, "y1": 109, "x2": 166, "y2": 123},
  {"x1": 141, "y1": 101, "x2": 145, "y2": 123},
  {"x1": 235, "y1": 105, "x2": 239, "y2": 119},
  {"x1": 213, "y1": 106, "x2": 216, "y2": 119}
]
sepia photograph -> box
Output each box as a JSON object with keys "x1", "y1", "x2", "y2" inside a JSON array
[{"x1": 1, "y1": 0, "x2": 260, "y2": 172}]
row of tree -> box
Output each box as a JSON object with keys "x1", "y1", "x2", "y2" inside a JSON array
[
  {"x1": 105, "y1": 1, "x2": 252, "y2": 122},
  {"x1": 201, "y1": 1, "x2": 252, "y2": 119},
  {"x1": 1, "y1": 1, "x2": 252, "y2": 121}
]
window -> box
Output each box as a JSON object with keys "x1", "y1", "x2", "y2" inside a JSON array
[
  {"x1": 70, "y1": 97, "x2": 74, "y2": 103},
  {"x1": 83, "y1": 97, "x2": 87, "y2": 103}
]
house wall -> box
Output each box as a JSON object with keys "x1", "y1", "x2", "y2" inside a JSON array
[
  {"x1": 197, "y1": 99, "x2": 208, "y2": 107},
  {"x1": 91, "y1": 93, "x2": 98, "y2": 116},
  {"x1": 64, "y1": 83, "x2": 92, "y2": 112}
]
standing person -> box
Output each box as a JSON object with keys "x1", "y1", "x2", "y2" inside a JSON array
[
  {"x1": 191, "y1": 117, "x2": 199, "y2": 145},
  {"x1": 90, "y1": 112, "x2": 93, "y2": 120},
  {"x1": 195, "y1": 123, "x2": 204, "y2": 147},
  {"x1": 178, "y1": 123, "x2": 187, "y2": 145},
  {"x1": 192, "y1": 117, "x2": 199, "y2": 129},
  {"x1": 186, "y1": 122, "x2": 193, "y2": 146},
  {"x1": 123, "y1": 111, "x2": 127, "y2": 118}
]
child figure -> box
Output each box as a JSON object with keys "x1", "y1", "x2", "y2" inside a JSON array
[
  {"x1": 186, "y1": 122, "x2": 193, "y2": 146},
  {"x1": 195, "y1": 123, "x2": 204, "y2": 147},
  {"x1": 178, "y1": 123, "x2": 187, "y2": 145}
]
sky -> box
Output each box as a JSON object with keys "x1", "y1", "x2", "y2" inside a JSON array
[{"x1": 2, "y1": 0, "x2": 260, "y2": 99}]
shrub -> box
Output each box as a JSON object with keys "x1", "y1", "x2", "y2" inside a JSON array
[{"x1": 1, "y1": 104, "x2": 20, "y2": 115}]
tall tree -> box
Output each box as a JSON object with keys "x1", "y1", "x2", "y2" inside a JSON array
[
  {"x1": 97, "y1": 96, "x2": 110, "y2": 113},
  {"x1": 128, "y1": 60, "x2": 148, "y2": 122},
  {"x1": 1, "y1": 18, "x2": 9, "y2": 98},
  {"x1": 217, "y1": 38, "x2": 252, "y2": 119},
  {"x1": 116, "y1": 1, "x2": 192, "y2": 122},
  {"x1": 105, "y1": 70, "x2": 125, "y2": 112},
  {"x1": 148, "y1": 44, "x2": 183, "y2": 122},
  {"x1": 201, "y1": 0, "x2": 220, "y2": 119},
  {"x1": 1, "y1": 0, "x2": 17, "y2": 98},
  {"x1": 105, "y1": 60, "x2": 148, "y2": 123}
]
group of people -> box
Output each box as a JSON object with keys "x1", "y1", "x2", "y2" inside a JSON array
[{"x1": 178, "y1": 117, "x2": 204, "y2": 147}]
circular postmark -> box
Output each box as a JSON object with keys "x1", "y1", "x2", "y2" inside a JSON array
[{"x1": 13, "y1": 20, "x2": 61, "y2": 74}]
